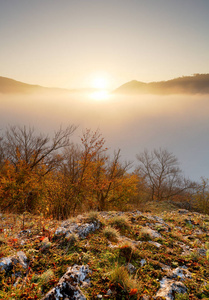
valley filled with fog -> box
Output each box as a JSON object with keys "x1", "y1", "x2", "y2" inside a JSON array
[{"x1": 1, "y1": 92, "x2": 209, "y2": 181}]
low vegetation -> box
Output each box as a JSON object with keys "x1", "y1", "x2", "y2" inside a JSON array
[{"x1": 0, "y1": 207, "x2": 209, "y2": 299}]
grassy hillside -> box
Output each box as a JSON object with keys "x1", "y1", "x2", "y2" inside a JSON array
[{"x1": 0, "y1": 203, "x2": 209, "y2": 299}]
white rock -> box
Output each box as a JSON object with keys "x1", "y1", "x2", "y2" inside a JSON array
[
  {"x1": 55, "y1": 221, "x2": 100, "y2": 239},
  {"x1": 106, "y1": 289, "x2": 112, "y2": 295},
  {"x1": 140, "y1": 259, "x2": 146, "y2": 267},
  {"x1": 149, "y1": 241, "x2": 162, "y2": 248},
  {"x1": 41, "y1": 264, "x2": 89, "y2": 300},
  {"x1": 16, "y1": 251, "x2": 28, "y2": 268},
  {"x1": 0, "y1": 257, "x2": 12, "y2": 271},
  {"x1": 156, "y1": 278, "x2": 187, "y2": 300},
  {"x1": 141, "y1": 227, "x2": 162, "y2": 239},
  {"x1": 126, "y1": 263, "x2": 136, "y2": 274},
  {"x1": 167, "y1": 266, "x2": 192, "y2": 280}
]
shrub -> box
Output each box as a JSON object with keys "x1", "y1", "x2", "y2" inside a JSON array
[
  {"x1": 119, "y1": 242, "x2": 136, "y2": 262},
  {"x1": 85, "y1": 211, "x2": 99, "y2": 223},
  {"x1": 103, "y1": 226, "x2": 120, "y2": 242},
  {"x1": 110, "y1": 265, "x2": 139, "y2": 294},
  {"x1": 109, "y1": 215, "x2": 130, "y2": 231},
  {"x1": 138, "y1": 228, "x2": 152, "y2": 241}
]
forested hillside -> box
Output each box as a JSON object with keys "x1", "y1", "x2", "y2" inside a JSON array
[{"x1": 0, "y1": 125, "x2": 209, "y2": 218}]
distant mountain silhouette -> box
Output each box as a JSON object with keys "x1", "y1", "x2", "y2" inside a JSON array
[
  {"x1": 0, "y1": 76, "x2": 75, "y2": 94},
  {"x1": 114, "y1": 74, "x2": 209, "y2": 95},
  {"x1": 2, "y1": 74, "x2": 209, "y2": 95}
]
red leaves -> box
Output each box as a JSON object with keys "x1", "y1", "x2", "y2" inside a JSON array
[
  {"x1": 7, "y1": 238, "x2": 18, "y2": 246},
  {"x1": 129, "y1": 288, "x2": 138, "y2": 295}
]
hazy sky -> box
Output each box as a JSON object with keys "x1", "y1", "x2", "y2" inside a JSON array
[{"x1": 1, "y1": 0, "x2": 209, "y2": 89}]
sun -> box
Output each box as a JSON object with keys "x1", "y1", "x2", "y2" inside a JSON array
[
  {"x1": 89, "y1": 72, "x2": 111, "y2": 90},
  {"x1": 92, "y1": 76, "x2": 108, "y2": 90},
  {"x1": 88, "y1": 72, "x2": 112, "y2": 100}
]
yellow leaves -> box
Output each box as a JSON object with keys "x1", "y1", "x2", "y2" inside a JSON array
[
  {"x1": 0, "y1": 126, "x2": 141, "y2": 217},
  {"x1": 0, "y1": 157, "x2": 47, "y2": 213}
]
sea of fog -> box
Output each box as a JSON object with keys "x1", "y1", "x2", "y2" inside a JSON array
[{"x1": 1, "y1": 92, "x2": 209, "y2": 181}]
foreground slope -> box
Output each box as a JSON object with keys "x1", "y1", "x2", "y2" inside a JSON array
[{"x1": 0, "y1": 207, "x2": 209, "y2": 299}]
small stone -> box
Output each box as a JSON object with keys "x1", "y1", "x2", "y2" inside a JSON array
[
  {"x1": 149, "y1": 241, "x2": 162, "y2": 248},
  {"x1": 106, "y1": 289, "x2": 112, "y2": 295},
  {"x1": 142, "y1": 295, "x2": 150, "y2": 300},
  {"x1": 197, "y1": 248, "x2": 206, "y2": 256},
  {"x1": 97, "y1": 294, "x2": 103, "y2": 299},
  {"x1": 81, "y1": 281, "x2": 90, "y2": 288},
  {"x1": 0, "y1": 251, "x2": 28, "y2": 272},
  {"x1": 0, "y1": 257, "x2": 12, "y2": 271},
  {"x1": 140, "y1": 259, "x2": 146, "y2": 267},
  {"x1": 194, "y1": 230, "x2": 203, "y2": 235},
  {"x1": 178, "y1": 209, "x2": 189, "y2": 214},
  {"x1": 16, "y1": 251, "x2": 28, "y2": 268},
  {"x1": 126, "y1": 263, "x2": 136, "y2": 274}
]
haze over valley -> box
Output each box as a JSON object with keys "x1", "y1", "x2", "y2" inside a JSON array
[{"x1": 1, "y1": 76, "x2": 209, "y2": 181}]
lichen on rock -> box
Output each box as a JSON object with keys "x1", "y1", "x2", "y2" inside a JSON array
[{"x1": 41, "y1": 264, "x2": 90, "y2": 300}]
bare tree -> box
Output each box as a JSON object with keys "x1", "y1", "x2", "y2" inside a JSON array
[
  {"x1": 136, "y1": 148, "x2": 193, "y2": 201},
  {"x1": 0, "y1": 135, "x2": 4, "y2": 170},
  {"x1": 61, "y1": 130, "x2": 134, "y2": 214},
  {"x1": 3, "y1": 124, "x2": 77, "y2": 175},
  {"x1": 193, "y1": 178, "x2": 209, "y2": 214},
  {"x1": 98, "y1": 149, "x2": 133, "y2": 211}
]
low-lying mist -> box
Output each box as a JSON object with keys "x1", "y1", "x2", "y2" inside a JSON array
[{"x1": 1, "y1": 92, "x2": 209, "y2": 180}]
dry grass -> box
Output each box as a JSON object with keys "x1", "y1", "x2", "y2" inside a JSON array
[
  {"x1": 102, "y1": 226, "x2": 120, "y2": 242},
  {"x1": 0, "y1": 207, "x2": 209, "y2": 299},
  {"x1": 110, "y1": 265, "x2": 140, "y2": 294}
]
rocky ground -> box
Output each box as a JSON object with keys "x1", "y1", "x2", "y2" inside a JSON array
[{"x1": 0, "y1": 206, "x2": 209, "y2": 299}]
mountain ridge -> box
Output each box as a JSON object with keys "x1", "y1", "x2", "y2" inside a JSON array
[
  {"x1": 114, "y1": 73, "x2": 209, "y2": 95},
  {"x1": 0, "y1": 76, "x2": 76, "y2": 94},
  {"x1": 1, "y1": 73, "x2": 209, "y2": 95}
]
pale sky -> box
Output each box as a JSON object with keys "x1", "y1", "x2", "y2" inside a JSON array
[{"x1": 1, "y1": 0, "x2": 209, "y2": 89}]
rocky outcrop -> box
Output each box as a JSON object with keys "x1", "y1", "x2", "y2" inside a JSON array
[
  {"x1": 41, "y1": 265, "x2": 90, "y2": 300},
  {"x1": 0, "y1": 251, "x2": 28, "y2": 272},
  {"x1": 156, "y1": 266, "x2": 191, "y2": 300},
  {"x1": 1, "y1": 209, "x2": 209, "y2": 299},
  {"x1": 55, "y1": 221, "x2": 100, "y2": 239},
  {"x1": 156, "y1": 279, "x2": 187, "y2": 300}
]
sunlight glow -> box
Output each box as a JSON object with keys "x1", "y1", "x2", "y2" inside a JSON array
[
  {"x1": 92, "y1": 77, "x2": 108, "y2": 89},
  {"x1": 89, "y1": 72, "x2": 112, "y2": 90},
  {"x1": 90, "y1": 90, "x2": 110, "y2": 101}
]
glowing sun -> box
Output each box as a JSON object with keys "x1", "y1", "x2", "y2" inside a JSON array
[
  {"x1": 92, "y1": 76, "x2": 109, "y2": 90},
  {"x1": 89, "y1": 73, "x2": 112, "y2": 100}
]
